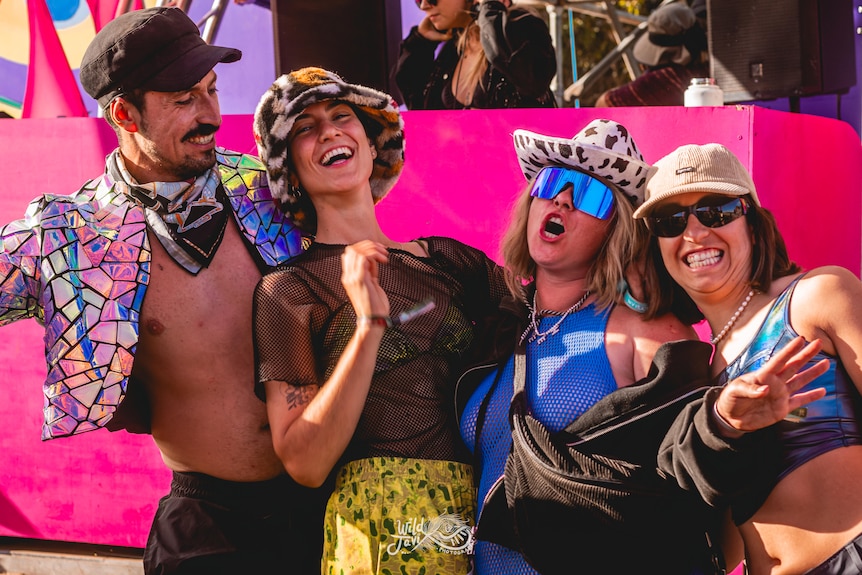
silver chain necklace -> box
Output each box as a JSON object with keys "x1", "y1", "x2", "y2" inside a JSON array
[{"x1": 521, "y1": 289, "x2": 591, "y2": 345}]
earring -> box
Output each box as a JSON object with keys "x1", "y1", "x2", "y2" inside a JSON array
[
  {"x1": 370, "y1": 146, "x2": 378, "y2": 159},
  {"x1": 112, "y1": 103, "x2": 137, "y2": 132}
]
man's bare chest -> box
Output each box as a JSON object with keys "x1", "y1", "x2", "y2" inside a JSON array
[{"x1": 139, "y1": 222, "x2": 261, "y2": 338}]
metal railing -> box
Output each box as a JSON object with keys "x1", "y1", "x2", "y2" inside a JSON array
[{"x1": 114, "y1": 0, "x2": 230, "y2": 44}]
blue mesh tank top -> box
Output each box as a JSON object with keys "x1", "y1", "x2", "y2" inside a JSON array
[{"x1": 460, "y1": 302, "x2": 617, "y2": 574}]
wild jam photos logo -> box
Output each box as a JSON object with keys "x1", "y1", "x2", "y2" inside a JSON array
[{"x1": 386, "y1": 513, "x2": 474, "y2": 555}]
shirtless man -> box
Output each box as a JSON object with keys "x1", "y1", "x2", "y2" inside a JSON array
[{"x1": 0, "y1": 7, "x2": 320, "y2": 574}]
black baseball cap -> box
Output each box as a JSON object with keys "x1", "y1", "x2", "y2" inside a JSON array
[{"x1": 80, "y1": 7, "x2": 241, "y2": 108}]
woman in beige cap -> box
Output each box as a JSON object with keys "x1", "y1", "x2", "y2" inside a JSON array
[
  {"x1": 635, "y1": 143, "x2": 862, "y2": 575},
  {"x1": 457, "y1": 119, "x2": 741, "y2": 575}
]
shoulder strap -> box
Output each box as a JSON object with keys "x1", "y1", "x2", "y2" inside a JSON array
[
  {"x1": 513, "y1": 344, "x2": 527, "y2": 398},
  {"x1": 509, "y1": 343, "x2": 533, "y2": 425}
]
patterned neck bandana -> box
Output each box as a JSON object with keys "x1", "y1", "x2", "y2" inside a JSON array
[{"x1": 108, "y1": 151, "x2": 229, "y2": 274}]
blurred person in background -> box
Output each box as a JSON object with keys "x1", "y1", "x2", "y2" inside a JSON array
[
  {"x1": 395, "y1": 0, "x2": 556, "y2": 109},
  {"x1": 595, "y1": 2, "x2": 708, "y2": 107}
]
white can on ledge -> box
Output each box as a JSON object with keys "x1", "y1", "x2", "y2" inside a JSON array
[{"x1": 684, "y1": 78, "x2": 724, "y2": 107}]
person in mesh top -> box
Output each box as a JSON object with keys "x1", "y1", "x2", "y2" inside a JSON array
[
  {"x1": 252, "y1": 67, "x2": 508, "y2": 574},
  {"x1": 457, "y1": 119, "x2": 717, "y2": 574},
  {"x1": 456, "y1": 122, "x2": 832, "y2": 574}
]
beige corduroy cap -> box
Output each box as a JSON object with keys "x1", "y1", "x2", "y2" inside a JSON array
[{"x1": 632, "y1": 143, "x2": 761, "y2": 218}]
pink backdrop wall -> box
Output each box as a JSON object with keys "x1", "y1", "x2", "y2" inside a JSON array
[{"x1": 0, "y1": 106, "x2": 860, "y2": 548}]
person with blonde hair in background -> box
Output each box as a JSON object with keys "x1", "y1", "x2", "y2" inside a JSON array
[{"x1": 395, "y1": 0, "x2": 556, "y2": 109}]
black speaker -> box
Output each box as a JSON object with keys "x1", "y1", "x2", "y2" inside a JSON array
[
  {"x1": 270, "y1": 0, "x2": 403, "y2": 94},
  {"x1": 707, "y1": 0, "x2": 857, "y2": 103}
]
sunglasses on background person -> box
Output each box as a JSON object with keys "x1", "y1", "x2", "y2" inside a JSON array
[
  {"x1": 530, "y1": 166, "x2": 616, "y2": 220},
  {"x1": 645, "y1": 196, "x2": 749, "y2": 238},
  {"x1": 415, "y1": 0, "x2": 438, "y2": 6}
]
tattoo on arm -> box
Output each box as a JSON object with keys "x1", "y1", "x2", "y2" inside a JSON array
[{"x1": 280, "y1": 383, "x2": 316, "y2": 410}]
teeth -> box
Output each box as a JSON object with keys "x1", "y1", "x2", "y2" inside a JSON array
[
  {"x1": 188, "y1": 133, "x2": 213, "y2": 145},
  {"x1": 321, "y1": 147, "x2": 353, "y2": 166},
  {"x1": 686, "y1": 249, "x2": 722, "y2": 268}
]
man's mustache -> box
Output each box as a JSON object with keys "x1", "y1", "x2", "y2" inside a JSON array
[{"x1": 182, "y1": 124, "x2": 219, "y2": 141}]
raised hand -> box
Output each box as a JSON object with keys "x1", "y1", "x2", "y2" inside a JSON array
[
  {"x1": 715, "y1": 336, "x2": 829, "y2": 434},
  {"x1": 341, "y1": 240, "x2": 390, "y2": 321}
]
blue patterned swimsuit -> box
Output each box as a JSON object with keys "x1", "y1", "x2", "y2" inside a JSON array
[{"x1": 719, "y1": 274, "x2": 862, "y2": 522}]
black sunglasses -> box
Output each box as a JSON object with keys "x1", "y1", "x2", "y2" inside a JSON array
[
  {"x1": 645, "y1": 196, "x2": 749, "y2": 238},
  {"x1": 415, "y1": 0, "x2": 438, "y2": 6}
]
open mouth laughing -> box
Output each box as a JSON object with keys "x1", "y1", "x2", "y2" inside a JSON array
[
  {"x1": 187, "y1": 133, "x2": 214, "y2": 146},
  {"x1": 321, "y1": 146, "x2": 354, "y2": 166},
  {"x1": 685, "y1": 248, "x2": 722, "y2": 269}
]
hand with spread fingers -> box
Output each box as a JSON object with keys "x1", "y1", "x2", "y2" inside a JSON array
[
  {"x1": 638, "y1": 143, "x2": 862, "y2": 575},
  {"x1": 714, "y1": 337, "x2": 828, "y2": 436}
]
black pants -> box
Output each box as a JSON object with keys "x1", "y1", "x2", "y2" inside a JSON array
[
  {"x1": 804, "y1": 532, "x2": 862, "y2": 575},
  {"x1": 143, "y1": 471, "x2": 327, "y2": 575}
]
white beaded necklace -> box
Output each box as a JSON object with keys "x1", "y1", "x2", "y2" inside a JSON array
[
  {"x1": 709, "y1": 289, "x2": 755, "y2": 346},
  {"x1": 521, "y1": 289, "x2": 591, "y2": 345}
]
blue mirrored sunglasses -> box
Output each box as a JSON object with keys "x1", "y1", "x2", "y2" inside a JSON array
[{"x1": 529, "y1": 166, "x2": 616, "y2": 220}]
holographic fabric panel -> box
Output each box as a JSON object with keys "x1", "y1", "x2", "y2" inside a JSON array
[
  {"x1": 218, "y1": 148, "x2": 305, "y2": 265},
  {"x1": 0, "y1": 149, "x2": 304, "y2": 440},
  {"x1": 0, "y1": 177, "x2": 149, "y2": 440}
]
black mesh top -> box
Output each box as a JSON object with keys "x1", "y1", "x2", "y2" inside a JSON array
[{"x1": 254, "y1": 236, "x2": 508, "y2": 465}]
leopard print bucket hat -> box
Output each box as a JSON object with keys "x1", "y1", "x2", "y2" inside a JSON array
[
  {"x1": 254, "y1": 67, "x2": 405, "y2": 204},
  {"x1": 513, "y1": 118, "x2": 656, "y2": 207}
]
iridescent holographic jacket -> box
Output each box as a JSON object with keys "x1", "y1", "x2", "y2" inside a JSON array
[{"x1": 0, "y1": 148, "x2": 304, "y2": 440}]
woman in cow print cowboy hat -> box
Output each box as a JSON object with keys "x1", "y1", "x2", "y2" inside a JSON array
[
  {"x1": 455, "y1": 118, "x2": 752, "y2": 574},
  {"x1": 252, "y1": 67, "x2": 509, "y2": 575}
]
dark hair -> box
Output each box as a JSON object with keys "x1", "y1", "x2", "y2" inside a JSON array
[
  {"x1": 346, "y1": 102, "x2": 383, "y2": 143},
  {"x1": 641, "y1": 197, "x2": 801, "y2": 324},
  {"x1": 103, "y1": 89, "x2": 146, "y2": 133},
  {"x1": 641, "y1": 235, "x2": 704, "y2": 325},
  {"x1": 748, "y1": 204, "x2": 801, "y2": 291},
  {"x1": 283, "y1": 183, "x2": 318, "y2": 235}
]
